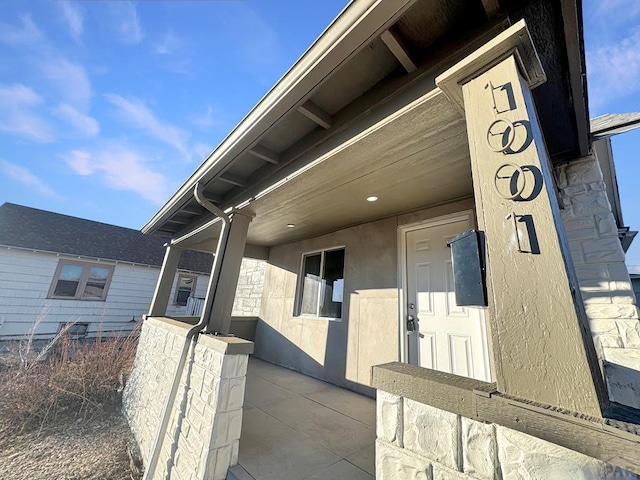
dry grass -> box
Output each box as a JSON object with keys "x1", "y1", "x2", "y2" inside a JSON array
[
  {"x1": 0, "y1": 329, "x2": 139, "y2": 432},
  {"x1": 0, "y1": 326, "x2": 144, "y2": 479}
]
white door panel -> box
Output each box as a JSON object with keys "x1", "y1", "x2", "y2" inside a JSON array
[{"x1": 404, "y1": 216, "x2": 491, "y2": 381}]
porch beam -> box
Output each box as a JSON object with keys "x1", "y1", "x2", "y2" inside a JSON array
[
  {"x1": 248, "y1": 144, "x2": 280, "y2": 164},
  {"x1": 204, "y1": 210, "x2": 254, "y2": 333},
  {"x1": 148, "y1": 245, "x2": 182, "y2": 317},
  {"x1": 481, "y1": 0, "x2": 500, "y2": 18},
  {"x1": 218, "y1": 173, "x2": 246, "y2": 188},
  {"x1": 297, "y1": 100, "x2": 333, "y2": 129},
  {"x1": 380, "y1": 29, "x2": 417, "y2": 73},
  {"x1": 436, "y1": 21, "x2": 607, "y2": 417}
]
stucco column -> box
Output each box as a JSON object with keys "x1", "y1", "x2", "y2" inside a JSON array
[
  {"x1": 436, "y1": 23, "x2": 607, "y2": 416},
  {"x1": 204, "y1": 211, "x2": 253, "y2": 334},
  {"x1": 463, "y1": 57, "x2": 606, "y2": 415},
  {"x1": 149, "y1": 245, "x2": 182, "y2": 317}
]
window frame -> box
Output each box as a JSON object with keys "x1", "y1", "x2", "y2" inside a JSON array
[
  {"x1": 174, "y1": 273, "x2": 198, "y2": 306},
  {"x1": 294, "y1": 246, "x2": 345, "y2": 320},
  {"x1": 47, "y1": 260, "x2": 115, "y2": 301}
]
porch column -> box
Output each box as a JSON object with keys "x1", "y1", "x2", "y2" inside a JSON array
[
  {"x1": 148, "y1": 245, "x2": 182, "y2": 317},
  {"x1": 436, "y1": 22, "x2": 607, "y2": 416},
  {"x1": 204, "y1": 210, "x2": 254, "y2": 334}
]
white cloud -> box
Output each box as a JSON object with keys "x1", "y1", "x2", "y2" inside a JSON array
[
  {"x1": 0, "y1": 84, "x2": 54, "y2": 142},
  {"x1": 192, "y1": 142, "x2": 212, "y2": 159},
  {"x1": 59, "y1": 1, "x2": 84, "y2": 45},
  {"x1": 63, "y1": 146, "x2": 171, "y2": 205},
  {"x1": 587, "y1": 27, "x2": 640, "y2": 110},
  {"x1": 229, "y1": 5, "x2": 282, "y2": 68},
  {"x1": 153, "y1": 30, "x2": 182, "y2": 55},
  {"x1": 629, "y1": 265, "x2": 640, "y2": 274},
  {"x1": 0, "y1": 159, "x2": 60, "y2": 199},
  {"x1": 39, "y1": 57, "x2": 93, "y2": 110},
  {"x1": 109, "y1": 2, "x2": 143, "y2": 45},
  {"x1": 0, "y1": 14, "x2": 42, "y2": 46},
  {"x1": 152, "y1": 30, "x2": 192, "y2": 75},
  {"x1": 54, "y1": 104, "x2": 99, "y2": 137},
  {"x1": 105, "y1": 94, "x2": 191, "y2": 157},
  {"x1": 191, "y1": 106, "x2": 218, "y2": 129}
]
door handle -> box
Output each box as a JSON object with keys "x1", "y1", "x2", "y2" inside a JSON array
[{"x1": 407, "y1": 315, "x2": 417, "y2": 335}]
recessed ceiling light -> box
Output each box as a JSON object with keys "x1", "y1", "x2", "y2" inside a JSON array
[
  {"x1": 287, "y1": 223, "x2": 295, "y2": 228},
  {"x1": 366, "y1": 196, "x2": 378, "y2": 202}
]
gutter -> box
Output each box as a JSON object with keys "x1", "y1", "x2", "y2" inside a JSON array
[{"x1": 142, "y1": 183, "x2": 231, "y2": 480}]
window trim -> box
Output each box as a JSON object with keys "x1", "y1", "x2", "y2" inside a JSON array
[
  {"x1": 174, "y1": 273, "x2": 198, "y2": 306},
  {"x1": 294, "y1": 246, "x2": 345, "y2": 320},
  {"x1": 47, "y1": 260, "x2": 115, "y2": 301}
]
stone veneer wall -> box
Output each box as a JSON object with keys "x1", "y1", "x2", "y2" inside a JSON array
[
  {"x1": 376, "y1": 390, "x2": 638, "y2": 480},
  {"x1": 123, "y1": 317, "x2": 250, "y2": 480},
  {"x1": 232, "y1": 259, "x2": 266, "y2": 317},
  {"x1": 556, "y1": 155, "x2": 640, "y2": 408}
]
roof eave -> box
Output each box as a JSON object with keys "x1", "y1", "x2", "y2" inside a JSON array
[{"x1": 142, "y1": 0, "x2": 419, "y2": 235}]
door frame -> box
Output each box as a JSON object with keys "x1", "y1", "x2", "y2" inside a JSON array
[{"x1": 397, "y1": 210, "x2": 488, "y2": 371}]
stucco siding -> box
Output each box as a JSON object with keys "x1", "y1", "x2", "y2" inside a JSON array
[{"x1": 254, "y1": 199, "x2": 475, "y2": 396}]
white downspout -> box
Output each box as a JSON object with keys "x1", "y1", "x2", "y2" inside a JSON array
[{"x1": 143, "y1": 183, "x2": 230, "y2": 480}]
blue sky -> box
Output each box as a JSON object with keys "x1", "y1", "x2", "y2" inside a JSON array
[{"x1": 0, "y1": 0, "x2": 638, "y2": 271}]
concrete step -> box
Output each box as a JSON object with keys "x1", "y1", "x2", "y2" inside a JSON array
[{"x1": 227, "y1": 464, "x2": 255, "y2": 480}]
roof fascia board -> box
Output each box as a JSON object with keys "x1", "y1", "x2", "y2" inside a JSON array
[
  {"x1": 142, "y1": 0, "x2": 418, "y2": 234},
  {"x1": 560, "y1": 0, "x2": 590, "y2": 157}
]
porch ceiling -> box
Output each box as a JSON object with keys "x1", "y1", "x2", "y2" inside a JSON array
[
  {"x1": 182, "y1": 88, "x2": 471, "y2": 251},
  {"x1": 245, "y1": 89, "x2": 470, "y2": 246}
]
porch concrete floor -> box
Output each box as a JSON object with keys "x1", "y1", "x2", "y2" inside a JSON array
[{"x1": 237, "y1": 357, "x2": 376, "y2": 480}]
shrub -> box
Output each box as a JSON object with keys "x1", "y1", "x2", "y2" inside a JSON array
[{"x1": 0, "y1": 328, "x2": 139, "y2": 432}]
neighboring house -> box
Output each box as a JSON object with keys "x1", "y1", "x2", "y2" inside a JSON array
[
  {"x1": 123, "y1": 1, "x2": 640, "y2": 479},
  {"x1": 0, "y1": 203, "x2": 265, "y2": 340}
]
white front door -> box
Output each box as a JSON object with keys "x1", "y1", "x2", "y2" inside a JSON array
[{"x1": 403, "y1": 214, "x2": 491, "y2": 382}]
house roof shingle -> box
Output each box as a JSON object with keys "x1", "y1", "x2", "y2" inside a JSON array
[{"x1": 0, "y1": 203, "x2": 212, "y2": 273}]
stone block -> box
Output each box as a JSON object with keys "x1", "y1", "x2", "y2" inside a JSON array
[
  {"x1": 603, "y1": 348, "x2": 640, "y2": 409},
  {"x1": 462, "y1": 418, "x2": 498, "y2": 479},
  {"x1": 496, "y1": 426, "x2": 606, "y2": 479},
  {"x1": 563, "y1": 217, "x2": 598, "y2": 241},
  {"x1": 568, "y1": 243, "x2": 585, "y2": 265},
  {"x1": 616, "y1": 319, "x2": 640, "y2": 348},
  {"x1": 433, "y1": 464, "x2": 471, "y2": 480},
  {"x1": 217, "y1": 377, "x2": 246, "y2": 412},
  {"x1": 230, "y1": 440, "x2": 239, "y2": 466},
  {"x1": 609, "y1": 263, "x2": 635, "y2": 284},
  {"x1": 595, "y1": 214, "x2": 618, "y2": 237},
  {"x1": 555, "y1": 164, "x2": 568, "y2": 189},
  {"x1": 586, "y1": 305, "x2": 638, "y2": 320},
  {"x1": 575, "y1": 264, "x2": 609, "y2": 281},
  {"x1": 221, "y1": 354, "x2": 249, "y2": 379},
  {"x1": 403, "y1": 398, "x2": 460, "y2": 470},
  {"x1": 376, "y1": 439, "x2": 433, "y2": 480},
  {"x1": 213, "y1": 445, "x2": 233, "y2": 480},
  {"x1": 564, "y1": 158, "x2": 603, "y2": 186},
  {"x1": 592, "y1": 332, "x2": 624, "y2": 349},
  {"x1": 210, "y1": 411, "x2": 230, "y2": 449},
  {"x1": 582, "y1": 238, "x2": 625, "y2": 264},
  {"x1": 611, "y1": 280, "x2": 637, "y2": 305},
  {"x1": 377, "y1": 390, "x2": 403, "y2": 447},
  {"x1": 227, "y1": 409, "x2": 243, "y2": 443},
  {"x1": 571, "y1": 192, "x2": 611, "y2": 217}
]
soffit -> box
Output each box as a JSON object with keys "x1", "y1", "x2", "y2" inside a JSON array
[{"x1": 178, "y1": 88, "x2": 471, "y2": 250}]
